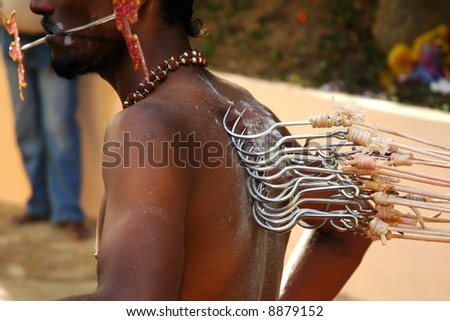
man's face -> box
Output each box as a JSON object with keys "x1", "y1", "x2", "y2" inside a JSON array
[{"x1": 30, "y1": 0, "x2": 123, "y2": 79}]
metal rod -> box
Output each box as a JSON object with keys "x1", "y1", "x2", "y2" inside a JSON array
[
  {"x1": 21, "y1": 37, "x2": 46, "y2": 51},
  {"x1": 62, "y1": 13, "x2": 116, "y2": 35},
  {"x1": 21, "y1": 13, "x2": 116, "y2": 51}
]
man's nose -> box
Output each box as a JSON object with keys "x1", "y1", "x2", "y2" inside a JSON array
[{"x1": 29, "y1": 0, "x2": 54, "y2": 15}]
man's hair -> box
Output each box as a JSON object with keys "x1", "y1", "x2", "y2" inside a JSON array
[{"x1": 160, "y1": 0, "x2": 204, "y2": 37}]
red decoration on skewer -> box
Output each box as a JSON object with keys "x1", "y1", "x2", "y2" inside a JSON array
[
  {"x1": 113, "y1": 0, "x2": 149, "y2": 77},
  {"x1": 2, "y1": 10, "x2": 27, "y2": 100}
]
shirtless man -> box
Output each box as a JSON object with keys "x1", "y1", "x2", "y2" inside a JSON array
[{"x1": 29, "y1": 0, "x2": 371, "y2": 300}]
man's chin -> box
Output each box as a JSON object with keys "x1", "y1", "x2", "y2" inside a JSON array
[
  {"x1": 51, "y1": 59, "x2": 93, "y2": 80},
  {"x1": 53, "y1": 69, "x2": 79, "y2": 80}
]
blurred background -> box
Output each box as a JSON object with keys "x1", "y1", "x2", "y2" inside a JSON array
[
  {"x1": 192, "y1": 0, "x2": 450, "y2": 110},
  {"x1": 1, "y1": 0, "x2": 450, "y2": 301}
]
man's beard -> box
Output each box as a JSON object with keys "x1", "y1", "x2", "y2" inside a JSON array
[{"x1": 50, "y1": 51, "x2": 106, "y2": 79}]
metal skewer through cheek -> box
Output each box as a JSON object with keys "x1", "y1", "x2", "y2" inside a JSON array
[{"x1": 21, "y1": 13, "x2": 116, "y2": 51}]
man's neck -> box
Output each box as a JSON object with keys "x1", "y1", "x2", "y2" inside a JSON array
[{"x1": 99, "y1": 22, "x2": 192, "y2": 103}]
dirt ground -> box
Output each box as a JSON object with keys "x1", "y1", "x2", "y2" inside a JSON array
[{"x1": 0, "y1": 202, "x2": 97, "y2": 301}]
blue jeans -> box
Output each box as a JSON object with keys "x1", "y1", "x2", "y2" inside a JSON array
[{"x1": 2, "y1": 31, "x2": 84, "y2": 224}]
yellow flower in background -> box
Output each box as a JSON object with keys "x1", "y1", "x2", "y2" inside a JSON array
[
  {"x1": 388, "y1": 43, "x2": 414, "y2": 76},
  {"x1": 412, "y1": 24, "x2": 449, "y2": 61}
]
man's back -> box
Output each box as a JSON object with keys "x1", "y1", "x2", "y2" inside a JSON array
[
  {"x1": 180, "y1": 73, "x2": 290, "y2": 299},
  {"x1": 97, "y1": 69, "x2": 290, "y2": 300}
]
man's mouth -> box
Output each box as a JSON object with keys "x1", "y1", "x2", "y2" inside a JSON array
[{"x1": 42, "y1": 18, "x2": 64, "y2": 36}]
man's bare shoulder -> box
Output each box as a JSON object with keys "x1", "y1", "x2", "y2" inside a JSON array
[
  {"x1": 198, "y1": 72, "x2": 280, "y2": 126},
  {"x1": 105, "y1": 98, "x2": 182, "y2": 143}
]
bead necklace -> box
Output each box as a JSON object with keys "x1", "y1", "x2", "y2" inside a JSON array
[{"x1": 122, "y1": 50, "x2": 208, "y2": 108}]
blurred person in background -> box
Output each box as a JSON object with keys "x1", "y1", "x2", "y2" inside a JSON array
[{"x1": 1, "y1": 0, "x2": 88, "y2": 239}]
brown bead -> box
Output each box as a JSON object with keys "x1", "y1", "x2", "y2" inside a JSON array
[
  {"x1": 155, "y1": 70, "x2": 167, "y2": 81},
  {"x1": 158, "y1": 61, "x2": 169, "y2": 71},
  {"x1": 147, "y1": 72, "x2": 157, "y2": 82},
  {"x1": 137, "y1": 82, "x2": 146, "y2": 92},
  {"x1": 144, "y1": 81, "x2": 155, "y2": 92},
  {"x1": 168, "y1": 60, "x2": 179, "y2": 70},
  {"x1": 134, "y1": 93, "x2": 144, "y2": 102},
  {"x1": 126, "y1": 92, "x2": 135, "y2": 103}
]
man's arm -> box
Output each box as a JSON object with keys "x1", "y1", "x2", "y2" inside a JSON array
[
  {"x1": 273, "y1": 127, "x2": 372, "y2": 301},
  {"x1": 67, "y1": 105, "x2": 193, "y2": 300},
  {"x1": 279, "y1": 226, "x2": 371, "y2": 300}
]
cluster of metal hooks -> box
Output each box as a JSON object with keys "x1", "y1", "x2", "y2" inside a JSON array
[
  {"x1": 223, "y1": 103, "x2": 450, "y2": 243},
  {"x1": 223, "y1": 105, "x2": 375, "y2": 234}
]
